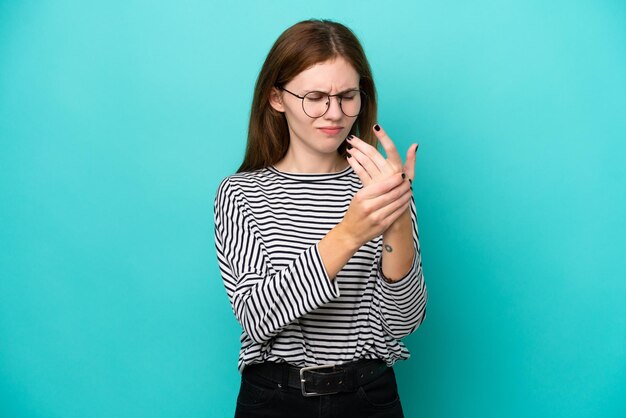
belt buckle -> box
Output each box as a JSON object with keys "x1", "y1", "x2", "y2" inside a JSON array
[{"x1": 299, "y1": 364, "x2": 338, "y2": 397}]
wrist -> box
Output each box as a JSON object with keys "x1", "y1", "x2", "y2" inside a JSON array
[
  {"x1": 333, "y1": 221, "x2": 363, "y2": 253},
  {"x1": 385, "y1": 207, "x2": 411, "y2": 234}
]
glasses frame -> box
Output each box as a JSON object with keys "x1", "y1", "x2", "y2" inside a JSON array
[{"x1": 276, "y1": 86, "x2": 367, "y2": 119}]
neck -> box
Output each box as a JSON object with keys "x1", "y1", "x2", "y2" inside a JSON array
[{"x1": 274, "y1": 147, "x2": 348, "y2": 174}]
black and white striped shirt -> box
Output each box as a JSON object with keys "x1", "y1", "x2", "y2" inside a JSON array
[{"x1": 213, "y1": 165, "x2": 427, "y2": 372}]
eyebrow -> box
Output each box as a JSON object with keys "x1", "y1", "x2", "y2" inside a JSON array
[{"x1": 302, "y1": 87, "x2": 360, "y2": 94}]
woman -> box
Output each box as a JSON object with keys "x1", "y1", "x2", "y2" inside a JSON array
[{"x1": 214, "y1": 19, "x2": 427, "y2": 418}]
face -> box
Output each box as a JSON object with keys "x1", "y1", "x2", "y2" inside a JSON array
[{"x1": 270, "y1": 56, "x2": 360, "y2": 158}]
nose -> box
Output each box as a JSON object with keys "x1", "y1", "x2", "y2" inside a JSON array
[{"x1": 324, "y1": 96, "x2": 343, "y2": 119}]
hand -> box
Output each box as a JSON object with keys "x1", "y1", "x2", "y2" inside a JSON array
[
  {"x1": 338, "y1": 172, "x2": 412, "y2": 248},
  {"x1": 346, "y1": 124, "x2": 419, "y2": 185}
]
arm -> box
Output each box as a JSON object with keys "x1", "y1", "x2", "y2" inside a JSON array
[
  {"x1": 346, "y1": 124, "x2": 427, "y2": 338},
  {"x1": 380, "y1": 208, "x2": 414, "y2": 281},
  {"x1": 214, "y1": 178, "x2": 340, "y2": 344},
  {"x1": 376, "y1": 195, "x2": 428, "y2": 339}
]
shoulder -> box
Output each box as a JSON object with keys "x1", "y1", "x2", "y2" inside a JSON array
[{"x1": 214, "y1": 167, "x2": 274, "y2": 205}]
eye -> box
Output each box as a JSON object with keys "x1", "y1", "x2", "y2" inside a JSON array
[
  {"x1": 341, "y1": 91, "x2": 359, "y2": 100},
  {"x1": 305, "y1": 92, "x2": 326, "y2": 101}
]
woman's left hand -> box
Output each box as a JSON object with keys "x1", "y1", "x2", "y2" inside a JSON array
[{"x1": 346, "y1": 124, "x2": 418, "y2": 186}]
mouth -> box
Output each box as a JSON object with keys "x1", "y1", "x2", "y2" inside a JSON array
[{"x1": 318, "y1": 127, "x2": 343, "y2": 135}]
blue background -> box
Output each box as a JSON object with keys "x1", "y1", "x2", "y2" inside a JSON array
[{"x1": 1, "y1": 1, "x2": 625, "y2": 417}]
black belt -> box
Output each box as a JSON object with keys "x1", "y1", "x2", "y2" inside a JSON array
[{"x1": 243, "y1": 359, "x2": 389, "y2": 397}]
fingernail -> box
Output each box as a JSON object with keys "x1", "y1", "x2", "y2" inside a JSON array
[
  {"x1": 374, "y1": 124, "x2": 380, "y2": 132},
  {"x1": 409, "y1": 179, "x2": 413, "y2": 185},
  {"x1": 347, "y1": 144, "x2": 352, "y2": 150},
  {"x1": 347, "y1": 135, "x2": 353, "y2": 141},
  {"x1": 401, "y1": 173, "x2": 406, "y2": 180},
  {"x1": 347, "y1": 154, "x2": 352, "y2": 158}
]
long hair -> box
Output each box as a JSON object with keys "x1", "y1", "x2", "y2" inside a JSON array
[{"x1": 237, "y1": 19, "x2": 378, "y2": 173}]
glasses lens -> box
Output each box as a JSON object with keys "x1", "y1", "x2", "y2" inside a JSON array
[
  {"x1": 302, "y1": 91, "x2": 328, "y2": 118},
  {"x1": 340, "y1": 90, "x2": 363, "y2": 117},
  {"x1": 302, "y1": 90, "x2": 364, "y2": 118}
]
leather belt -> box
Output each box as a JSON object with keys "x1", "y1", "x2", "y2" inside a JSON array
[{"x1": 243, "y1": 359, "x2": 389, "y2": 397}]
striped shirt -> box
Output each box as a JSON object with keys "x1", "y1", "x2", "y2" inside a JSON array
[{"x1": 213, "y1": 165, "x2": 427, "y2": 373}]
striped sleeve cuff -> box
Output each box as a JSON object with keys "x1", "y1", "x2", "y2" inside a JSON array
[{"x1": 311, "y1": 242, "x2": 341, "y2": 300}]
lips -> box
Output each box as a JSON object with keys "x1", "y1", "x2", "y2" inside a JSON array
[{"x1": 318, "y1": 127, "x2": 343, "y2": 135}]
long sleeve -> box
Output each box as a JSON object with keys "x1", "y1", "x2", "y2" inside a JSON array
[
  {"x1": 214, "y1": 178, "x2": 341, "y2": 344},
  {"x1": 374, "y1": 196, "x2": 428, "y2": 339}
]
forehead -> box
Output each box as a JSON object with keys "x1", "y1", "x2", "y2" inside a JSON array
[{"x1": 288, "y1": 56, "x2": 359, "y2": 90}]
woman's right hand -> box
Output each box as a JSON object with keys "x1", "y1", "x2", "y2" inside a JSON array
[
  {"x1": 338, "y1": 172, "x2": 412, "y2": 248},
  {"x1": 318, "y1": 170, "x2": 412, "y2": 280}
]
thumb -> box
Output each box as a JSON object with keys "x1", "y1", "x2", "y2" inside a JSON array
[{"x1": 403, "y1": 143, "x2": 419, "y2": 181}]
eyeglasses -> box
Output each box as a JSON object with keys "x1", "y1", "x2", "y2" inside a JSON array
[{"x1": 276, "y1": 86, "x2": 367, "y2": 118}]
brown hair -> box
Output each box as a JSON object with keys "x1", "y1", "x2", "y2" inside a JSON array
[{"x1": 237, "y1": 19, "x2": 378, "y2": 173}]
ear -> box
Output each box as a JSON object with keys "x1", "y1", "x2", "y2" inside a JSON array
[{"x1": 269, "y1": 87, "x2": 285, "y2": 113}]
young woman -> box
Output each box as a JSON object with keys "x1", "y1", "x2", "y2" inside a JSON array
[{"x1": 214, "y1": 19, "x2": 427, "y2": 418}]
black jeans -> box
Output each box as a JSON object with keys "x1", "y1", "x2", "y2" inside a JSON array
[{"x1": 234, "y1": 363, "x2": 404, "y2": 418}]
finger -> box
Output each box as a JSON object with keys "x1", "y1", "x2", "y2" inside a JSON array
[
  {"x1": 382, "y1": 200, "x2": 412, "y2": 232},
  {"x1": 373, "y1": 124, "x2": 403, "y2": 170},
  {"x1": 346, "y1": 153, "x2": 372, "y2": 186},
  {"x1": 403, "y1": 143, "x2": 419, "y2": 181},
  {"x1": 347, "y1": 146, "x2": 383, "y2": 180},
  {"x1": 373, "y1": 189, "x2": 412, "y2": 225},
  {"x1": 366, "y1": 179, "x2": 412, "y2": 212},
  {"x1": 359, "y1": 172, "x2": 406, "y2": 199},
  {"x1": 347, "y1": 135, "x2": 394, "y2": 176}
]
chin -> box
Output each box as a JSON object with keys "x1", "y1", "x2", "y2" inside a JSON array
[{"x1": 315, "y1": 142, "x2": 343, "y2": 154}]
